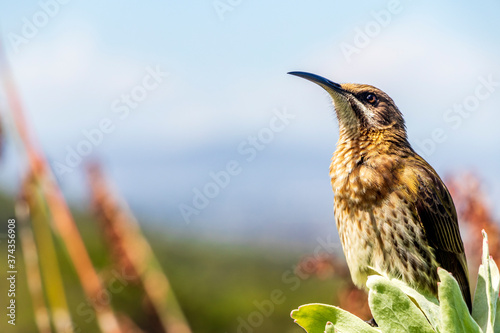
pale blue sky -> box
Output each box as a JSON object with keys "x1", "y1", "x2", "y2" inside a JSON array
[{"x1": 1, "y1": 1, "x2": 499, "y2": 243}]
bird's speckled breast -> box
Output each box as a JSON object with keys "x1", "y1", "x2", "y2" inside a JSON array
[
  {"x1": 329, "y1": 133, "x2": 439, "y2": 292},
  {"x1": 329, "y1": 131, "x2": 399, "y2": 208}
]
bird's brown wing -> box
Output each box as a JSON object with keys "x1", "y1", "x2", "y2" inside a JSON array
[{"x1": 413, "y1": 160, "x2": 472, "y2": 312}]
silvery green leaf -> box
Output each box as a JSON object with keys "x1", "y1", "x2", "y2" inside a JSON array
[
  {"x1": 367, "y1": 275, "x2": 435, "y2": 333},
  {"x1": 390, "y1": 278, "x2": 440, "y2": 332},
  {"x1": 475, "y1": 263, "x2": 490, "y2": 331},
  {"x1": 495, "y1": 297, "x2": 500, "y2": 333},
  {"x1": 473, "y1": 231, "x2": 500, "y2": 333},
  {"x1": 367, "y1": 265, "x2": 440, "y2": 330},
  {"x1": 438, "y1": 268, "x2": 481, "y2": 333}
]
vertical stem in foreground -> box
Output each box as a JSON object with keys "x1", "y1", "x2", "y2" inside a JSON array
[
  {"x1": 0, "y1": 43, "x2": 123, "y2": 333},
  {"x1": 16, "y1": 196, "x2": 52, "y2": 333},
  {"x1": 88, "y1": 164, "x2": 192, "y2": 333}
]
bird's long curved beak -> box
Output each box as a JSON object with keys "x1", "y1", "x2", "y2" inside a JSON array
[
  {"x1": 288, "y1": 71, "x2": 356, "y2": 128},
  {"x1": 288, "y1": 71, "x2": 345, "y2": 94}
]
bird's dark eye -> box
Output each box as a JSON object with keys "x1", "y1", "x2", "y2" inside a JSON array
[{"x1": 365, "y1": 93, "x2": 378, "y2": 105}]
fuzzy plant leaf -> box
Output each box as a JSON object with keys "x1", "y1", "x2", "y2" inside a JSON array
[
  {"x1": 495, "y1": 298, "x2": 500, "y2": 333},
  {"x1": 291, "y1": 303, "x2": 380, "y2": 333},
  {"x1": 473, "y1": 230, "x2": 500, "y2": 333},
  {"x1": 291, "y1": 231, "x2": 500, "y2": 333},
  {"x1": 438, "y1": 268, "x2": 482, "y2": 333},
  {"x1": 389, "y1": 278, "x2": 441, "y2": 331},
  {"x1": 474, "y1": 263, "x2": 490, "y2": 329},
  {"x1": 367, "y1": 275, "x2": 435, "y2": 333}
]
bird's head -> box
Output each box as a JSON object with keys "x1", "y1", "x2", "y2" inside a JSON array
[{"x1": 289, "y1": 71, "x2": 407, "y2": 140}]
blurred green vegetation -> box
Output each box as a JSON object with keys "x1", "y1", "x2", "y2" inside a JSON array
[{"x1": 0, "y1": 191, "x2": 346, "y2": 333}]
